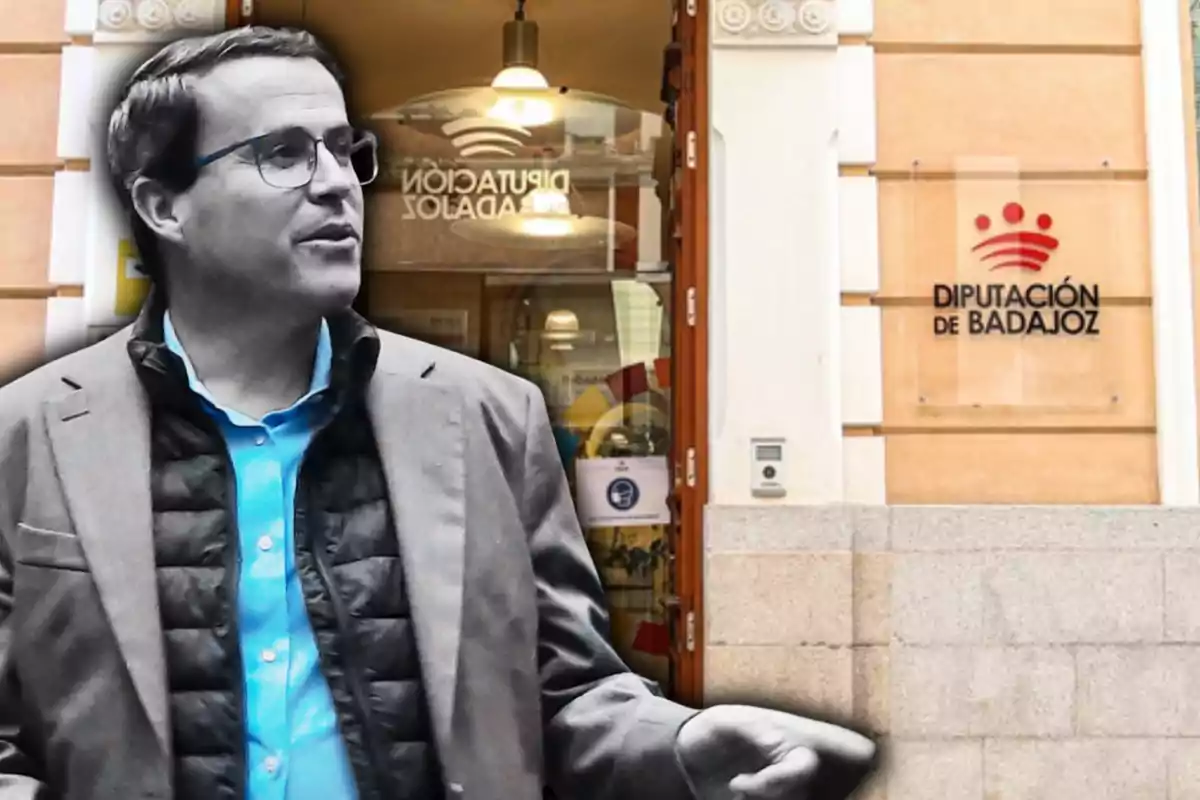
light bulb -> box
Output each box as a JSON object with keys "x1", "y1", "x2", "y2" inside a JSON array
[
  {"x1": 488, "y1": 66, "x2": 554, "y2": 127},
  {"x1": 491, "y1": 66, "x2": 549, "y2": 90}
]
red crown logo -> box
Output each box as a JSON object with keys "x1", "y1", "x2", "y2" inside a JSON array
[{"x1": 972, "y1": 202, "x2": 1059, "y2": 272}]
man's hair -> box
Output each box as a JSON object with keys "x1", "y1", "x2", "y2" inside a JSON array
[{"x1": 103, "y1": 25, "x2": 346, "y2": 282}]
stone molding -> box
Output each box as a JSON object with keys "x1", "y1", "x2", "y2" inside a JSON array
[
  {"x1": 713, "y1": 0, "x2": 837, "y2": 47},
  {"x1": 705, "y1": 504, "x2": 1200, "y2": 552},
  {"x1": 95, "y1": 0, "x2": 224, "y2": 42}
]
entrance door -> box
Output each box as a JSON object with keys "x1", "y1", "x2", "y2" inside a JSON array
[{"x1": 231, "y1": 0, "x2": 704, "y2": 702}]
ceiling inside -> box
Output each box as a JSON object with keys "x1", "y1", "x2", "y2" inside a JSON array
[{"x1": 253, "y1": 0, "x2": 675, "y2": 118}]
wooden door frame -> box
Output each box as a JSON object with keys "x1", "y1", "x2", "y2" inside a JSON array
[
  {"x1": 225, "y1": 0, "x2": 249, "y2": 27},
  {"x1": 226, "y1": 0, "x2": 712, "y2": 707},
  {"x1": 670, "y1": 0, "x2": 709, "y2": 707}
]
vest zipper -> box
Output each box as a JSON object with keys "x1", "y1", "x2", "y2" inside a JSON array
[{"x1": 297, "y1": 426, "x2": 393, "y2": 800}]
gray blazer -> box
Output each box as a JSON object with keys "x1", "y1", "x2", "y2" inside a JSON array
[{"x1": 0, "y1": 324, "x2": 698, "y2": 800}]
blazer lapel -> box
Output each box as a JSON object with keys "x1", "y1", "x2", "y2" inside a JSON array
[
  {"x1": 367, "y1": 369, "x2": 466, "y2": 768},
  {"x1": 44, "y1": 349, "x2": 170, "y2": 756}
]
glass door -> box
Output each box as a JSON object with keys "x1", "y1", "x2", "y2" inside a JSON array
[
  {"x1": 242, "y1": 0, "x2": 693, "y2": 698},
  {"x1": 360, "y1": 47, "x2": 684, "y2": 692}
]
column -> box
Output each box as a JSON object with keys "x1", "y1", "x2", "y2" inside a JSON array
[{"x1": 702, "y1": 0, "x2": 880, "y2": 732}]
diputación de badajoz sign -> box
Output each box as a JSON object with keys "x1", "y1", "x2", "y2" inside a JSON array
[
  {"x1": 379, "y1": 114, "x2": 572, "y2": 222},
  {"x1": 932, "y1": 202, "x2": 1100, "y2": 337}
]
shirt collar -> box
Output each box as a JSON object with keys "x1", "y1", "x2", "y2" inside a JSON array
[{"x1": 162, "y1": 310, "x2": 333, "y2": 418}]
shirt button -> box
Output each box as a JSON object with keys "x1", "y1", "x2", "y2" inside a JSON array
[
  {"x1": 257, "y1": 535, "x2": 273, "y2": 552},
  {"x1": 263, "y1": 755, "x2": 280, "y2": 774},
  {"x1": 254, "y1": 434, "x2": 267, "y2": 446},
  {"x1": 261, "y1": 648, "x2": 277, "y2": 663}
]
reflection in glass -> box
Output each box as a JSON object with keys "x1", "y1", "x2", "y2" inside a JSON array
[{"x1": 360, "y1": 1, "x2": 680, "y2": 687}]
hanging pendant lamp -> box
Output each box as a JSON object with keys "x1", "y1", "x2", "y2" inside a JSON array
[
  {"x1": 487, "y1": 2, "x2": 554, "y2": 128},
  {"x1": 368, "y1": 0, "x2": 652, "y2": 251},
  {"x1": 369, "y1": 0, "x2": 644, "y2": 140}
]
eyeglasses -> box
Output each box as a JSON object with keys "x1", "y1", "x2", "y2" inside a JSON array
[{"x1": 195, "y1": 125, "x2": 379, "y2": 189}]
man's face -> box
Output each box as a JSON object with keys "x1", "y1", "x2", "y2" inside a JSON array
[{"x1": 173, "y1": 55, "x2": 364, "y2": 316}]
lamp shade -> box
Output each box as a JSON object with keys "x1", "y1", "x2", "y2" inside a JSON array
[
  {"x1": 543, "y1": 308, "x2": 581, "y2": 350},
  {"x1": 365, "y1": 6, "x2": 661, "y2": 253}
]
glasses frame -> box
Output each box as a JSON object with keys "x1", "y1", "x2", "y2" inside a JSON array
[{"x1": 194, "y1": 124, "x2": 380, "y2": 189}]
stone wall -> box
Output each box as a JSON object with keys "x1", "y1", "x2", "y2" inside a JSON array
[{"x1": 706, "y1": 505, "x2": 1200, "y2": 799}]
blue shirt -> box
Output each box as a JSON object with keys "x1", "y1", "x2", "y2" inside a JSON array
[{"x1": 163, "y1": 313, "x2": 359, "y2": 800}]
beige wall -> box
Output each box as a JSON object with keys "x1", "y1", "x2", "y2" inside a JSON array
[
  {"x1": 870, "y1": 7, "x2": 1155, "y2": 504},
  {"x1": 0, "y1": 1, "x2": 70, "y2": 380}
]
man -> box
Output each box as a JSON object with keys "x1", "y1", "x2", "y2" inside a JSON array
[{"x1": 0, "y1": 25, "x2": 877, "y2": 800}]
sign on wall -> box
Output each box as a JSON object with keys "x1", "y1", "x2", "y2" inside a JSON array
[{"x1": 931, "y1": 201, "x2": 1101, "y2": 338}]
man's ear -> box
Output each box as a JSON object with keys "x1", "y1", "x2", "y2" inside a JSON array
[{"x1": 129, "y1": 176, "x2": 187, "y2": 245}]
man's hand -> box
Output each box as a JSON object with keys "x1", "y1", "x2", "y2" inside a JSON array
[{"x1": 675, "y1": 704, "x2": 877, "y2": 800}]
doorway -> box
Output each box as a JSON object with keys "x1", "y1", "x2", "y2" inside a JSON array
[{"x1": 235, "y1": 0, "x2": 708, "y2": 704}]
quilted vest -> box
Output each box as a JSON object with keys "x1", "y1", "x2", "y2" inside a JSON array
[{"x1": 129, "y1": 309, "x2": 444, "y2": 800}]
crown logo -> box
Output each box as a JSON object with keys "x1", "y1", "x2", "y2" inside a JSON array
[{"x1": 972, "y1": 202, "x2": 1059, "y2": 272}]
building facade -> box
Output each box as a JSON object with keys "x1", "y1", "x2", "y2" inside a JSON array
[{"x1": 4, "y1": 0, "x2": 1200, "y2": 796}]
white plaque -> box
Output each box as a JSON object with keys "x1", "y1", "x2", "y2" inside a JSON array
[{"x1": 575, "y1": 457, "x2": 671, "y2": 529}]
